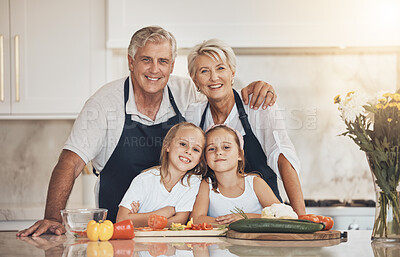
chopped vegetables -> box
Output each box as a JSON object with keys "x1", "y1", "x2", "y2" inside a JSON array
[
  {"x1": 185, "y1": 222, "x2": 213, "y2": 230},
  {"x1": 170, "y1": 223, "x2": 186, "y2": 231}
]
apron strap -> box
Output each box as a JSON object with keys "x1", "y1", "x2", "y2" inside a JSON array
[
  {"x1": 122, "y1": 77, "x2": 183, "y2": 123},
  {"x1": 199, "y1": 102, "x2": 210, "y2": 130},
  {"x1": 233, "y1": 90, "x2": 252, "y2": 132}
]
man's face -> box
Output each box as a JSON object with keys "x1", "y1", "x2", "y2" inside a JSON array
[{"x1": 128, "y1": 40, "x2": 175, "y2": 96}]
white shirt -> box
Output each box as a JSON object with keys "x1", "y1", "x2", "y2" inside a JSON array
[
  {"x1": 119, "y1": 168, "x2": 202, "y2": 213},
  {"x1": 208, "y1": 176, "x2": 263, "y2": 218},
  {"x1": 64, "y1": 75, "x2": 205, "y2": 172},
  {"x1": 184, "y1": 90, "x2": 301, "y2": 179}
]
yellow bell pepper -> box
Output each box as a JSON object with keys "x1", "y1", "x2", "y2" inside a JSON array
[
  {"x1": 87, "y1": 220, "x2": 114, "y2": 241},
  {"x1": 86, "y1": 241, "x2": 114, "y2": 257},
  {"x1": 186, "y1": 217, "x2": 193, "y2": 229}
]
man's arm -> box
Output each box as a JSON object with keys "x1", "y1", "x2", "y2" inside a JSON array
[
  {"x1": 278, "y1": 154, "x2": 306, "y2": 216},
  {"x1": 241, "y1": 81, "x2": 277, "y2": 110},
  {"x1": 16, "y1": 150, "x2": 85, "y2": 237}
]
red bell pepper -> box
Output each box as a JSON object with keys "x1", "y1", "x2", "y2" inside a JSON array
[{"x1": 111, "y1": 219, "x2": 135, "y2": 240}]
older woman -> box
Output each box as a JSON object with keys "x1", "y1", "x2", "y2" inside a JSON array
[{"x1": 185, "y1": 39, "x2": 305, "y2": 216}]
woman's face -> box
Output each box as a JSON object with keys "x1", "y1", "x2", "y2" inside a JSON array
[{"x1": 193, "y1": 55, "x2": 235, "y2": 102}]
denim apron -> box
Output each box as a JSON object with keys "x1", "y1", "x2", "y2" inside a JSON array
[
  {"x1": 98, "y1": 77, "x2": 185, "y2": 222},
  {"x1": 199, "y1": 89, "x2": 282, "y2": 202}
]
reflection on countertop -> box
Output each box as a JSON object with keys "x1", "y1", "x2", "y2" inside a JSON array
[{"x1": 2, "y1": 230, "x2": 399, "y2": 257}]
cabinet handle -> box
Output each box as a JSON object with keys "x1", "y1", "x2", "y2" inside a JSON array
[
  {"x1": 0, "y1": 35, "x2": 4, "y2": 102},
  {"x1": 14, "y1": 35, "x2": 20, "y2": 102}
]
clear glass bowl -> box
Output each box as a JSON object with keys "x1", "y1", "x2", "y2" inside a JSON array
[{"x1": 60, "y1": 208, "x2": 107, "y2": 237}]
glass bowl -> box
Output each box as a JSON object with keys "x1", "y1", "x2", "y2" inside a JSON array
[{"x1": 60, "y1": 208, "x2": 107, "y2": 237}]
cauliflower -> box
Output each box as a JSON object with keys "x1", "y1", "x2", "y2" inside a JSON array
[{"x1": 261, "y1": 203, "x2": 298, "y2": 219}]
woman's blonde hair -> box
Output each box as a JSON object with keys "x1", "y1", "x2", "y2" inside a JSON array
[
  {"x1": 205, "y1": 125, "x2": 245, "y2": 192},
  {"x1": 158, "y1": 122, "x2": 206, "y2": 186},
  {"x1": 187, "y1": 39, "x2": 236, "y2": 82}
]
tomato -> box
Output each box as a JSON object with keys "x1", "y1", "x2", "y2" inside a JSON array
[
  {"x1": 298, "y1": 214, "x2": 320, "y2": 223},
  {"x1": 317, "y1": 215, "x2": 334, "y2": 230},
  {"x1": 184, "y1": 222, "x2": 213, "y2": 230},
  {"x1": 148, "y1": 214, "x2": 168, "y2": 229},
  {"x1": 202, "y1": 222, "x2": 213, "y2": 230}
]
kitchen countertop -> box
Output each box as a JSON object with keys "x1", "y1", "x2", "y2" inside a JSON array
[
  {"x1": 0, "y1": 206, "x2": 375, "y2": 220},
  {"x1": 0, "y1": 230, "x2": 397, "y2": 257}
]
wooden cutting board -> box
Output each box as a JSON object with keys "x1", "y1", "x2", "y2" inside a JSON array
[
  {"x1": 134, "y1": 228, "x2": 227, "y2": 237},
  {"x1": 227, "y1": 229, "x2": 341, "y2": 241}
]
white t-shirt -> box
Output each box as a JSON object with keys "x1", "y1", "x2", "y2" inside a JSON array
[
  {"x1": 119, "y1": 168, "x2": 202, "y2": 213},
  {"x1": 64, "y1": 75, "x2": 204, "y2": 172},
  {"x1": 208, "y1": 175, "x2": 263, "y2": 218},
  {"x1": 185, "y1": 90, "x2": 301, "y2": 179}
]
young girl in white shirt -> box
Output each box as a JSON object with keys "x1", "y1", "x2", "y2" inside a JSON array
[
  {"x1": 191, "y1": 124, "x2": 281, "y2": 225},
  {"x1": 116, "y1": 122, "x2": 206, "y2": 226}
]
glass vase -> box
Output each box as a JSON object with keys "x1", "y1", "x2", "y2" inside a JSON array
[
  {"x1": 367, "y1": 153, "x2": 400, "y2": 242},
  {"x1": 371, "y1": 190, "x2": 400, "y2": 241}
]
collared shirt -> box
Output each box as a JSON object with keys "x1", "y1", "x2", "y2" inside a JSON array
[{"x1": 125, "y1": 77, "x2": 176, "y2": 125}]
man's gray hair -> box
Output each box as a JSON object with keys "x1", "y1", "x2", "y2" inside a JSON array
[
  {"x1": 187, "y1": 39, "x2": 236, "y2": 80},
  {"x1": 128, "y1": 26, "x2": 177, "y2": 61}
]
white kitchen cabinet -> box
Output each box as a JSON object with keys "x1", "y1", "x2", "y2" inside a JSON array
[
  {"x1": 107, "y1": 0, "x2": 400, "y2": 49},
  {"x1": 0, "y1": 0, "x2": 106, "y2": 118}
]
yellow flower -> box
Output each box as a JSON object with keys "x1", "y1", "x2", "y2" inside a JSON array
[
  {"x1": 376, "y1": 103, "x2": 384, "y2": 109},
  {"x1": 388, "y1": 118, "x2": 393, "y2": 122},
  {"x1": 334, "y1": 95, "x2": 341, "y2": 104},
  {"x1": 383, "y1": 93, "x2": 393, "y2": 98},
  {"x1": 397, "y1": 103, "x2": 400, "y2": 111},
  {"x1": 378, "y1": 98, "x2": 387, "y2": 104},
  {"x1": 389, "y1": 102, "x2": 397, "y2": 107},
  {"x1": 384, "y1": 102, "x2": 390, "y2": 109},
  {"x1": 394, "y1": 93, "x2": 400, "y2": 102},
  {"x1": 346, "y1": 91, "x2": 355, "y2": 97}
]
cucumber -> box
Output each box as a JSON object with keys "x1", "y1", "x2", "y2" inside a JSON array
[{"x1": 229, "y1": 218, "x2": 324, "y2": 233}]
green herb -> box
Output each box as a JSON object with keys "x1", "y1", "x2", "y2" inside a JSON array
[{"x1": 231, "y1": 207, "x2": 248, "y2": 219}]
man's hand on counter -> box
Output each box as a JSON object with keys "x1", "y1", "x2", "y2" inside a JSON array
[{"x1": 16, "y1": 219, "x2": 66, "y2": 237}]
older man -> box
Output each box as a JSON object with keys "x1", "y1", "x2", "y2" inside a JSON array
[{"x1": 17, "y1": 26, "x2": 276, "y2": 236}]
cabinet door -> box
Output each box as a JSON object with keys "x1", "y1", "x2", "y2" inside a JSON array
[
  {"x1": 0, "y1": 0, "x2": 11, "y2": 114},
  {"x1": 9, "y1": 0, "x2": 104, "y2": 115}
]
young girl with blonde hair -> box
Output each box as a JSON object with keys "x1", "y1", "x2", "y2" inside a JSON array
[
  {"x1": 191, "y1": 124, "x2": 281, "y2": 225},
  {"x1": 116, "y1": 122, "x2": 206, "y2": 226}
]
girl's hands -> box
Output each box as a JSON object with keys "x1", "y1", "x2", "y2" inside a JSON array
[
  {"x1": 215, "y1": 214, "x2": 243, "y2": 224},
  {"x1": 129, "y1": 201, "x2": 140, "y2": 214}
]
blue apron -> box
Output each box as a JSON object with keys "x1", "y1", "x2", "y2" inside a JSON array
[
  {"x1": 98, "y1": 77, "x2": 185, "y2": 222},
  {"x1": 199, "y1": 89, "x2": 282, "y2": 202}
]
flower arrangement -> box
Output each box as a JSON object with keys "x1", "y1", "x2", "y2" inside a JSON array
[{"x1": 334, "y1": 91, "x2": 400, "y2": 240}]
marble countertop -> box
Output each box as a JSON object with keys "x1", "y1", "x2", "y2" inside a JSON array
[{"x1": 0, "y1": 230, "x2": 397, "y2": 257}]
